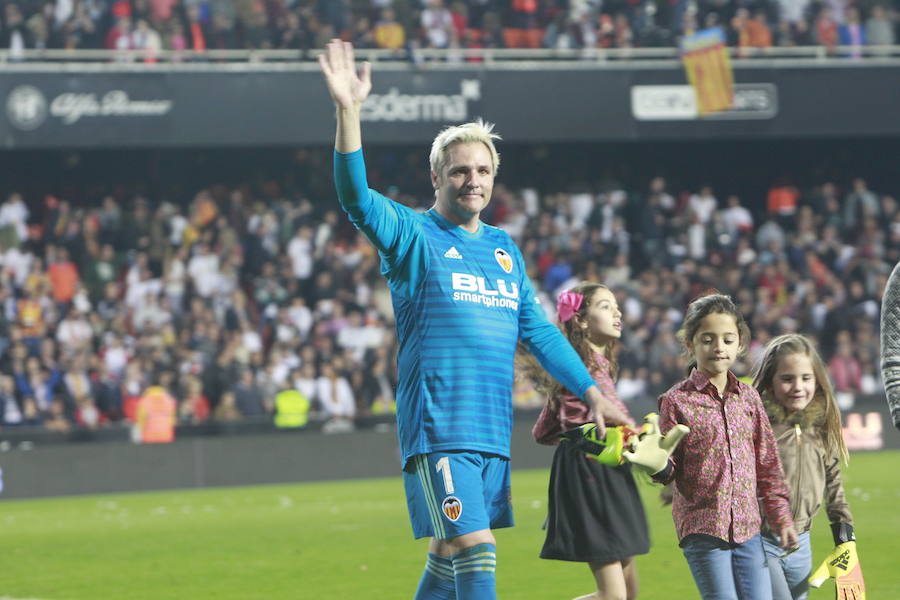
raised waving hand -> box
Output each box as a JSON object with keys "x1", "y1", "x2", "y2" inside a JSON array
[{"x1": 318, "y1": 39, "x2": 372, "y2": 110}]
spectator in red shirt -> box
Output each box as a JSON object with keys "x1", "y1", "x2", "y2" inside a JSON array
[
  {"x1": 829, "y1": 331, "x2": 862, "y2": 394},
  {"x1": 814, "y1": 6, "x2": 838, "y2": 52},
  {"x1": 105, "y1": 15, "x2": 133, "y2": 50},
  {"x1": 768, "y1": 179, "x2": 800, "y2": 228},
  {"x1": 449, "y1": 1, "x2": 468, "y2": 40},
  {"x1": 150, "y1": 0, "x2": 177, "y2": 23},
  {"x1": 745, "y1": 11, "x2": 773, "y2": 48},
  {"x1": 47, "y1": 247, "x2": 80, "y2": 306},
  {"x1": 182, "y1": 4, "x2": 208, "y2": 51},
  {"x1": 179, "y1": 374, "x2": 211, "y2": 423}
]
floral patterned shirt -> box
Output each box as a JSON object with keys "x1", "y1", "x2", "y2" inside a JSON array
[
  {"x1": 658, "y1": 369, "x2": 794, "y2": 544},
  {"x1": 532, "y1": 353, "x2": 632, "y2": 445}
]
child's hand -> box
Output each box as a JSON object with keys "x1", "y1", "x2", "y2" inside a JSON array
[
  {"x1": 779, "y1": 524, "x2": 799, "y2": 550},
  {"x1": 622, "y1": 413, "x2": 689, "y2": 475}
]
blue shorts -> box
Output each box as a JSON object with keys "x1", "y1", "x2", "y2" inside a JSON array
[{"x1": 403, "y1": 450, "x2": 514, "y2": 540}]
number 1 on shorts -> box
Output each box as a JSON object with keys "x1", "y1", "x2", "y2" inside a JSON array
[{"x1": 435, "y1": 456, "x2": 455, "y2": 494}]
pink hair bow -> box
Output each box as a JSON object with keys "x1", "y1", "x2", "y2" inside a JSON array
[{"x1": 556, "y1": 291, "x2": 584, "y2": 323}]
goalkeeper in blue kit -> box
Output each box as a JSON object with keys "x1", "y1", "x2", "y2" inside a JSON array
[{"x1": 318, "y1": 40, "x2": 634, "y2": 600}]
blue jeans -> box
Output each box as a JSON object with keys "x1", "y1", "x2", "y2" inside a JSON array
[
  {"x1": 682, "y1": 534, "x2": 773, "y2": 600},
  {"x1": 762, "y1": 531, "x2": 811, "y2": 600}
]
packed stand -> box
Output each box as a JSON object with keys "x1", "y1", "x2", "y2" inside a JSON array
[
  {"x1": 0, "y1": 146, "x2": 895, "y2": 434},
  {"x1": 1, "y1": 0, "x2": 896, "y2": 60},
  {"x1": 0, "y1": 156, "x2": 399, "y2": 433},
  {"x1": 497, "y1": 176, "x2": 894, "y2": 410}
]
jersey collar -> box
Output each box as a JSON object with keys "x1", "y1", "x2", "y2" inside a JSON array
[{"x1": 426, "y1": 208, "x2": 485, "y2": 239}]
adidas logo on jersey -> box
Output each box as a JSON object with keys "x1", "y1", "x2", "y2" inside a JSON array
[{"x1": 444, "y1": 246, "x2": 463, "y2": 260}]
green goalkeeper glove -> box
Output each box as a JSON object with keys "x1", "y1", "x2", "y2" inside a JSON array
[
  {"x1": 560, "y1": 424, "x2": 636, "y2": 466},
  {"x1": 809, "y1": 524, "x2": 865, "y2": 600},
  {"x1": 622, "y1": 413, "x2": 690, "y2": 476}
]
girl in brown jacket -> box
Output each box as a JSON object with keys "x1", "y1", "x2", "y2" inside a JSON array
[{"x1": 752, "y1": 334, "x2": 865, "y2": 600}]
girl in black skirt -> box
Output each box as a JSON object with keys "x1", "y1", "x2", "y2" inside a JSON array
[{"x1": 527, "y1": 282, "x2": 650, "y2": 600}]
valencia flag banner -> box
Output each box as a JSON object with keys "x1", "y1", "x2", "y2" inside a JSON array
[{"x1": 680, "y1": 27, "x2": 735, "y2": 115}]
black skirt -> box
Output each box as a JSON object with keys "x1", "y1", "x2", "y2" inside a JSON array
[{"x1": 540, "y1": 439, "x2": 650, "y2": 563}]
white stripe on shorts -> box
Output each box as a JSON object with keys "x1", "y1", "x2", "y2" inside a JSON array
[{"x1": 415, "y1": 454, "x2": 446, "y2": 539}]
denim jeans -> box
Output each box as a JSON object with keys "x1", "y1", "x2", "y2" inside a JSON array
[
  {"x1": 762, "y1": 531, "x2": 811, "y2": 600},
  {"x1": 682, "y1": 533, "x2": 773, "y2": 600}
]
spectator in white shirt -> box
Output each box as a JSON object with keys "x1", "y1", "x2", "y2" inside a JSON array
[
  {"x1": 55, "y1": 308, "x2": 93, "y2": 355},
  {"x1": 338, "y1": 310, "x2": 387, "y2": 364},
  {"x1": 287, "y1": 296, "x2": 313, "y2": 341},
  {"x1": 101, "y1": 333, "x2": 130, "y2": 378},
  {"x1": 720, "y1": 194, "x2": 754, "y2": 236},
  {"x1": 3, "y1": 245, "x2": 33, "y2": 289},
  {"x1": 125, "y1": 266, "x2": 163, "y2": 309},
  {"x1": 187, "y1": 243, "x2": 221, "y2": 298},
  {"x1": 293, "y1": 362, "x2": 318, "y2": 406},
  {"x1": 163, "y1": 247, "x2": 188, "y2": 311},
  {"x1": 688, "y1": 185, "x2": 718, "y2": 224},
  {"x1": 316, "y1": 360, "x2": 355, "y2": 420},
  {"x1": 274, "y1": 307, "x2": 301, "y2": 345},
  {"x1": 287, "y1": 225, "x2": 314, "y2": 281},
  {"x1": 0, "y1": 192, "x2": 29, "y2": 243},
  {"x1": 421, "y1": 0, "x2": 454, "y2": 48}
]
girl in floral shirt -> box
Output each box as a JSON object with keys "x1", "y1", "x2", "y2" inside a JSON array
[
  {"x1": 528, "y1": 282, "x2": 646, "y2": 600},
  {"x1": 657, "y1": 293, "x2": 798, "y2": 599}
]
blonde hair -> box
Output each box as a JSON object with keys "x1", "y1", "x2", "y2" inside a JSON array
[
  {"x1": 429, "y1": 119, "x2": 501, "y2": 179},
  {"x1": 751, "y1": 333, "x2": 849, "y2": 465},
  {"x1": 677, "y1": 292, "x2": 751, "y2": 376},
  {"x1": 518, "y1": 282, "x2": 618, "y2": 412}
]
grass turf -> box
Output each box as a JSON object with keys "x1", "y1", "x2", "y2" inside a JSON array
[{"x1": 1, "y1": 450, "x2": 898, "y2": 599}]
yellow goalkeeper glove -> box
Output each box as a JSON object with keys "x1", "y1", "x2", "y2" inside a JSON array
[
  {"x1": 809, "y1": 523, "x2": 865, "y2": 600},
  {"x1": 622, "y1": 413, "x2": 689, "y2": 476}
]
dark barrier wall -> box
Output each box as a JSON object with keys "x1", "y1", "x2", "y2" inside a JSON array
[
  {"x1": 0, "y1": 395, "x2": 896, "y2": 500},
  {"x1": 2, "y1": 64, "x2": 899, "y2": 149},
  {"x1": 0, "y1": 417, "x2": 552, "y2": 500}
]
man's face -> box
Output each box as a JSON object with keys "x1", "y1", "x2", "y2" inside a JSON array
[{"x1": 432, "y1": 142, "x2": 495, "y2": 226}]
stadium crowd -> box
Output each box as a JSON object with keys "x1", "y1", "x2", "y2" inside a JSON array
[
  {"x1": 0, "y1": 144, "x2": 895, "y2": 433},
  {"x1": 1, "y1": 0, "x2": 896, "y2": 58}
]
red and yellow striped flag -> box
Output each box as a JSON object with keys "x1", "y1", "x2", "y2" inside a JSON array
[{"x1": 681, "y1": 27, "x2": 734, "y2": 115}]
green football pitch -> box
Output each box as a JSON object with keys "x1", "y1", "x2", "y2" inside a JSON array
[{"x1": 2, "y1": 450, "x2": 898, "y2": 599}]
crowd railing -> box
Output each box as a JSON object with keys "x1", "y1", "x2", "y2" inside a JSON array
[{"x1": 1, "y1": 45, "x2": 899, "y2": 70}]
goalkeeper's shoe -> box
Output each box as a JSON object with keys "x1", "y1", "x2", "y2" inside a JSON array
[{"x1": 560, "y1": 424, "x2": 637, "y2": 466}]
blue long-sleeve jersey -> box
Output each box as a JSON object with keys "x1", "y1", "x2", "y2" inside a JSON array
[{"x1": 335, "y1": 149, "x2": 595, "y2": 466}]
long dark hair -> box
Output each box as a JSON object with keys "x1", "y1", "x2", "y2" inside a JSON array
[
  {"x1": 518, "y1": 282, "x2": 618, "y2": 412},
  {"x1": 676, "y1": 292, "x2": 751, "y2": 376}
]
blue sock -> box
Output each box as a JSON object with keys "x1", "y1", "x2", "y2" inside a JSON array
[
  {"x1": 414, "y1": 553, "x2": 456, "y2": 600},
  {"x1": 452, "y1": 543, "x2": 496, "y2": 600}
]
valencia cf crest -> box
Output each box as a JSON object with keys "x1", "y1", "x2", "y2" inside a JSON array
[
  {"x1": 494, "y1": 248, "x2": 513, "y2": 274},
  {"x1": 441, "y1": 496, "x2": 463, "y2": 521}
]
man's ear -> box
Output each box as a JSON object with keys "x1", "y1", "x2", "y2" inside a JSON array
[{"x1": 430, "y1": 170, "x2": 440, "y2": 190}]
